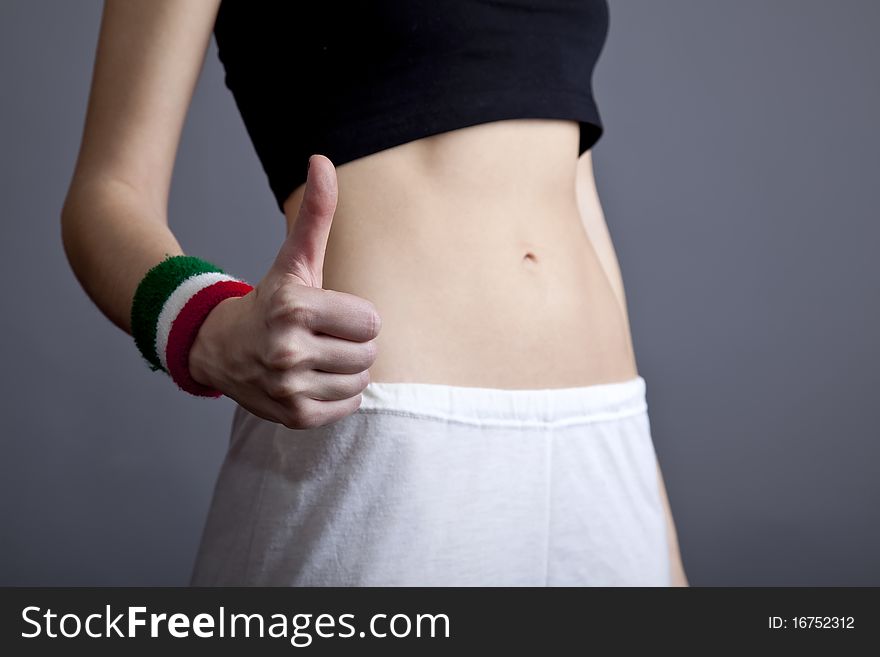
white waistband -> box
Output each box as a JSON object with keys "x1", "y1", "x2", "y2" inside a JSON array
[{"x1": 357, "y1": 375, "x2": 648, "y2": 428}]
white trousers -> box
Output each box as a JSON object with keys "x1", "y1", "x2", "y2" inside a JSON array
[{"x1": 189, "y1": 375, "x2": 671, "y2": 586}]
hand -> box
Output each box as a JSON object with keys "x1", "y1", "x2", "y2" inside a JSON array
[{"x1": 189, "y1": 154, "x2": 382, "y2": 429}]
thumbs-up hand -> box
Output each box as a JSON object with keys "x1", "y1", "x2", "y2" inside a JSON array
[{"x1": 188, "y1": 154, "x2": 382, "y2": 429}]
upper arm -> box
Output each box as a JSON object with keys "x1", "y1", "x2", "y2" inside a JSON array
[
  {"x1": 574, "y1": 148, "x2": 633, "y2": 330},
  {"x1": 574, "y1": 149, "x2": 615, "y2": 273},
  {"x1": 67, "y1": 0, "x2": 222, "y2": 217},
  {"x1": 575, "y1": 149, "x2": 598, "y2": 213},
  {"x1": 574, "y1": 149, "x2": 607, "y2": 242}
]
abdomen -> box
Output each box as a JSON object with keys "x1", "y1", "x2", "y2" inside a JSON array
[{"x1": 283, "y1": 118, "x2": 637, "y2": 388}]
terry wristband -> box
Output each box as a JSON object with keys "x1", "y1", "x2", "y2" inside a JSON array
[{"x1": 130, "y1": 254, "x2": 254, "y2": 397}]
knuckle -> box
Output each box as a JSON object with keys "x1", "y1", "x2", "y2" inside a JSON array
[
  {"x1": 265, "y1": 292, "x2": 294, "y2": 326},
  {"x1": 267, "y1": 279, "x2": 295, "y2": 307},
  {"x1": 264, "y1": 340, "x2": 301, "y2": 371},
  {"x1": 267, "y1": 381, "x2": 292, "y2": 403},
  {"x1": 266, "y1": 374, "x2": 300, "y2": 402},
  {"x1": 266, "y1": 284, "x2": 311, "y2": 327},
  {"x1": 291, "y1": 303, "x2": 316, "y2": 329},
  {"x1": 284, "y1": 401, "x2": 320, "y2": 430}
]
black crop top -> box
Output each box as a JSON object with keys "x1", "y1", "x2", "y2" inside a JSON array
[{"x1": 213, "y1": 0, "x2": 610, "y2": 214}]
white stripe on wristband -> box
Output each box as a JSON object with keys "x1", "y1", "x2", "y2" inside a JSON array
[{"x1": 154, "y1": 272, "x2": 244, "y2": 373}]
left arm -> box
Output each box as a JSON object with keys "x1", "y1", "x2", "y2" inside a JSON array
[
  {"x1": 575, "y1": 150, "x2": 689, "y2": 587},
  {"x1": 655, "y1": 459, "x2": 689, "y2": 586},
  {"x1": 574, "y1": 150, "x2": 632, "y2": 336}
]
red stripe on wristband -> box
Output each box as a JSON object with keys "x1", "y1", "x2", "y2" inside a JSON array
[{"x1": 165, "y1": 279, "x2": 254, "y2": 397}]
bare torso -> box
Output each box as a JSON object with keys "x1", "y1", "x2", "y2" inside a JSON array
[
  {"x1": 60, "y1": 1, "x2": 685, "y2": 585},
  {"x1": 282, "y1": 118, "x2": 638, "y2": 389}
]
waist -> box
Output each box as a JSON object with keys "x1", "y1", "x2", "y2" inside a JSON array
[{"x1": 316, "y1": 196, "x2": 636, "y2": 388}]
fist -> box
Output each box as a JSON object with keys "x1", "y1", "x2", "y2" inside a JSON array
[{"x1": 189, "y1": 154, "x2": 382, "y2": 429}]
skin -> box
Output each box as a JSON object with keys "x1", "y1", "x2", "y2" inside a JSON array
[{"x1": 61, "y1": 0, "x2": 688, "y2": 586}]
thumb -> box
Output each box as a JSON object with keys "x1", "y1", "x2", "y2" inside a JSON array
[{"x1": 270, "y1": 154, "x2": 338, "y2": 287}]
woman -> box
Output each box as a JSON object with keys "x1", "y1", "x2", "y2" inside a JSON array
[{"x1": 62, "y1": 0, "x2": 688, "y2": 586}]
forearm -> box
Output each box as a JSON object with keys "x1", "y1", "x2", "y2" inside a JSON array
[
  {"x1": 656, "y1": 458, "x2": 689, "y2": 586},
  {"x1": 61, "y1": 177, "x2": 184, "y2": 336},
  {"x1": 574, "y1": 154, "x2": 634, "y2": 339}
]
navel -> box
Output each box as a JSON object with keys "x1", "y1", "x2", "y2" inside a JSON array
[{"x1": 522, "y1": 251, "x2": 538, "y2": 264}]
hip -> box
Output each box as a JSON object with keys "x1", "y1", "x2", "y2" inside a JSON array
[{"x1": 191, "y1": 374, "x2": 670, "y2": 586}]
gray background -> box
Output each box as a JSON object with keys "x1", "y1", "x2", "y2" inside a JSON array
[{"x1": 1, "y1": 0, "x2": 877, "y2": 586}]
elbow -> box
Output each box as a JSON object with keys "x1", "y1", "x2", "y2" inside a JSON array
[
  {"x1": 59, "y1": 183, "x2": 93, "y2": 275},
  {"x1": 59, "y1": 175, "x2": 166, "y2": 264},
  {"x1": 60, "y1": 188, "x2": 81, "y2": 273}
]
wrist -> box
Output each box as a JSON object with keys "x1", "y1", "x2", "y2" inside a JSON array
[
  {"x1": 130, "y1": 254, "x2": 253, "y2": 397},
  {"x1": 188, "y1": 296, "x2": 237, "y2": 391},
  {"x1": 164, "y1": 278, "x2": 253, "y2": 397}
]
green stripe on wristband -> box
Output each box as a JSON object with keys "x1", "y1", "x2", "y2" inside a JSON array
[{"x1": 131, "y1": 255, "x2": 225, "y2": 372}]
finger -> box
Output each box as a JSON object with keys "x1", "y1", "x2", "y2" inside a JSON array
[
  {"x1": 306, "y1": 332, "x2": 378, "y2": 374},
  {"x1": 272, "y1": 394, "x2": 364, "y2": 430},
  {"x1": 296, "y1": 286, "x2": 382, "y2": 342},
  {"x1": 304, "y1": 370, "x2": 371, "y2": 402},
  {"x1": 269, "y1": 154, "x2": 337, "y2": 287}
]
